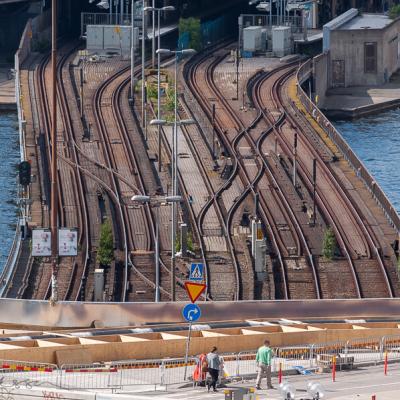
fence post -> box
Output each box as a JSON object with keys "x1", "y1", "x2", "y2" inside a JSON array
[
  {"x1": 309, "y1": 345, "x2": 314, "y2": 369},
  {"x1": 384, "y1": 352, "x2": 388, "y2": 376},
  {"x1": 332, "y1": 356, "x2": 336, "y2": 382},
  {"x1": 160, "y1": 360, "x2": 165, "y2": 388},
  {"x1": 235, "y1": 352, "x2": 241, "y2": 379},
  {"x1": 380, "y1": 337, "x2": 385, "y2": 361}
]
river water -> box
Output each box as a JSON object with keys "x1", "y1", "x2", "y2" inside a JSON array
[
  {"x1": 334, "y1": 109, "x2": 400, "y2": 214},
  {"x1": 0, "y1": 112, "x2": 19, "y2": 271}
]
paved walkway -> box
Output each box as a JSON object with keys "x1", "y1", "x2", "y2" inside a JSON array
[
  {"x1": 0, "y1": 67, "x2": 16, "y2": 109},
  {"x1": 323, "y1": 79, "x2": 400, "y2": 119},
  {"x1": 119, "y1": 365, "x2": 400, "y2": 399}
]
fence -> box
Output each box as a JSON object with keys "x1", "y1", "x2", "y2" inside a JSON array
[
  {"x1": 1, "y1": 336, "x2": 400, "y2": 391},
  {"x1": 81, "y1": 12, "x2": 143, "y2": 37},
  {"x1": 296, "y1": 59, "x2": 400, "y2": 233},
  {"x1": 240, "y1": 14, "x2": 303, "y2": 33}
]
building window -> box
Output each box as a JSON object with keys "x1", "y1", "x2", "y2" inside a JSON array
[{"x1": 364, "y1": 42, "x2": 377, "y2": 74}]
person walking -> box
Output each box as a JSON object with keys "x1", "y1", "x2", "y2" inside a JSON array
[
  {"x1": 256, "y1": 339, "x2": 274, "y2": 390},
  {"x1": 206, "y1": 346, "x2": 221, "y2": 392}
]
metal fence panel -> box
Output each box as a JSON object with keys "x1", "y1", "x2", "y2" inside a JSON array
[
  {"x1": 59, "y1": 364, "x2": 119, "y2": 390},
  {"x1": 112, "y1": 360, "x2": 163, "y2": 390},
  {"x1": 0, "y1": 360, "x2": 58, "y2": 387},
  {"x1": 162, "y1": 358, "x2": 198, "y2": 386}
]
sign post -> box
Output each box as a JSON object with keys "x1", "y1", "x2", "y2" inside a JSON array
[{"x1": 182, "y1": 281, "x2": 206, "y2": 381}]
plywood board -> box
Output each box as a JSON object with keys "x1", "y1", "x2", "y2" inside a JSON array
[{"x1": 55, "y1": 349, "x2": 92, "y2": 366}]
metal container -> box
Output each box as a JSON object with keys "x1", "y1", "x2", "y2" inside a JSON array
[
  {"x1": 272, "y1": 26, "x2": 292, "y2": 57},
  {"x1": 243, "y1": 26, "x2": 262, "y2": 52}
]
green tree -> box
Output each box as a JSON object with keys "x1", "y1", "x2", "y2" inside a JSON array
[
  {"x1": 97, "y1": 220, "x2": 114, "y2": 267},
  {"x1": 179, "y1": 17, "x2": 202, "y2": 51},
  {"x1": 389, "y1": 4, "x2": 400, "y2": 19},
  {"x1": 322, "y1": 226, "x2": 336, "y2": 260}
]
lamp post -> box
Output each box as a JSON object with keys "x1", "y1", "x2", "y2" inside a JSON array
[
  {"x1": 131, "y1": 194, "x2": 182, "y2": 302},
  {"x1": 141, "y1": 1, "x2": 148, "y2": 128},
  {"x1": 50, "y1": 0, "x2": 58, "y2": 304},
  {"x1": 150, "y1": 113, "x2": 195, "y2": 301},
  {"x1": 130, "y1": 0, "x2": 136, "y2": 101},
  {"x1": 143, "y1": 5, "x2": 175, "y2": 171}
]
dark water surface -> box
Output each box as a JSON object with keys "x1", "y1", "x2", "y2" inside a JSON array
[
  {"x1": 334, "y1": 109, "x2": 400, "y2": 214},
  {"x1": 0, "y1": 112, "x2": 19, "y2": 271}
]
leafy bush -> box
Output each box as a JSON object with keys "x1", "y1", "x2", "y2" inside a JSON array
[
  {"x1": 179, "y1": 17, "x2": 202, "y2": 51},
  {"x1": 389, "y1": 4, "x2": 400, "y2": 19},
  {"x1": 97, "y1": 220, "x2": 114, "y2": 267},
  {"x1": 322, "y1": 226, "x2": 336, "y2": 260}
]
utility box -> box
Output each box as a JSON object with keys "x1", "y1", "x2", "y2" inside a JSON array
[
  {"x1": 86, "y1": 25, "x2": 104, "y2": 51},
  {"x1": 87, "y1": 25, "x2": 139, "y2": 53},
  {"x1": 243, "y1": 26, "x2": 262, "y2": 52},
  {"x1": 94, "y1": 269, "x2": 104, "y2": 302},
  {"x1": 272, "y1": 26, "x2": 292, "y2": 57}
]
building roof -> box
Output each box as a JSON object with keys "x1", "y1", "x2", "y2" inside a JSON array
[{"x1": 339, "y1": 13, "x2": 393, "y2": 30}]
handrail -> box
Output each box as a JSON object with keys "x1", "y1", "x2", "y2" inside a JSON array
[
  {"x1": 0, "y1": 19, "x2": 33, "y2": 297},
  {"x1": 296, "y1": 59, "x2": 400, "y2": 233}
]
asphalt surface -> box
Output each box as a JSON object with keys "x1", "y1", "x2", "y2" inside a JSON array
[{"x1": 120, "y1": 365, "x2": 400, "y2": 399}]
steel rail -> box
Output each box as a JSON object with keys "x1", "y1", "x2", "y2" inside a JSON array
[
  {"x1": 250, "y1": 66, "x2": 321, "y2": 299},
  {"x1": 282, "y1": 69, "x2": 394, "y2": 297}
]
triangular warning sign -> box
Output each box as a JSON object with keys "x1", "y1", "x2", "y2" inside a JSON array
[{"x1": 184, "y1": 282, "x2": 206, "y2": 303}]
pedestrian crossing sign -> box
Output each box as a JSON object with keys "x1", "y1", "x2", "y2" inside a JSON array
[{"x1": 189, "y1": 263, "x2": 204, "y2": 282}]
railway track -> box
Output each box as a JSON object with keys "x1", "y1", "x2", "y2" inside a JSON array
[
  {"x1": 20, "y1": 45, "x2": 89, "y2": 301},
  {"x1": 254, "y1": 64, "x2": 395, "y2": 298}
]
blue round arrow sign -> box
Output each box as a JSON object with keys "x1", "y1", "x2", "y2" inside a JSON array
[{"x1": 182, "y1": 303, "x2": 201, "y2": 322}]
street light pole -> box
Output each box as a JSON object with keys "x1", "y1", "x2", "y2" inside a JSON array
[
  {"x1": 141, "y1": 2, "x2": 146, "y2": 127},
  {"x1": 130, "y1": 0, "x2": 135, "y2": 101},
  {"x1": 152, "y1": 0, "x2": 156, "y2": 68},
  {"x1": 157, "y1": 8, "x2": 162, "y2": 171},
  {"x1": 155, "y1": 204, "x2": 160, "y2": 302},
  {"x1": 50, "y1": 0, "x2": 58, "y2": 304}
]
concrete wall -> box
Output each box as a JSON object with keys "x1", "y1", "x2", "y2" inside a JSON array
[
  {"x1": 313, "y1": 52, "x2": 329, "y2": 106},
  {"x1": 382, "y1": 21, "x2": 400, "y2": 81},
  {"x1": 329, "y1": 18, "x2": 400, "y2": 87}
]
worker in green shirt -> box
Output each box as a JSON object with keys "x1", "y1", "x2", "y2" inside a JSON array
[{"x1": 256, "y1": 339, "x2": 274, "y2": 390}]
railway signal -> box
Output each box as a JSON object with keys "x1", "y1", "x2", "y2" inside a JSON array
[{"x1": 18, "y1": 161, "x2": 31, "y2": 186}]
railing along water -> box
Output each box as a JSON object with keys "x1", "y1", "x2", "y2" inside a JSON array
[{"x1": 296, "y1": 60, "x2": 400, "y2": 233}]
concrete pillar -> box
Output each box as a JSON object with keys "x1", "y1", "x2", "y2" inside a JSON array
[{"x1": 94, "y1": 269, "x2": 105, "y2": 302}]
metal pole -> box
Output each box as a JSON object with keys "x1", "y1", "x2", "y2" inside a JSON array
[
  {"x1": 171, "y1": 53, "x2": 178, "y2": 302},
  {"x1": 236, "y1": 48, "x2": 239, "y2": 100},
  {"x1": 313, "y1": 158, "x2": 316, "y2": 226},
  {"x1": 152, "y1": 0, "x2": 156, "y2": 68},
  {"x1": 130, "y1": 0, "x2": 135, "y2": 101},
  {"x1": 120, "y1": 0, "x2": 123, "y2": 24},
  {"x1": 157, "y1": 9, "x2": 162, "y2": 171},
  {"x1": 293, "y1": 132, "x2": 297, "y2": 187},
  {"x1": 79, "y1": 67, "x2": 84, "y2": 118},
  {"x1": 155, "y1": 204, "x2": 160, "y2": 302},
  {"x1": 141, "y1": 2, "x2": 146, "y2": 127},
  {"x1": 183, "y1": 321, "x2": 193, "y2": 380},
  {"x1": 50, "y1": 0, "x2": 58, "y2": 304},
  {"x1": 269, "y1": 0, "x2": 272, "y2": 26},
  {"x1": 109, "y1": 0, "x2": 112, "y2": 22},
  {"x1": 212, "y1": 103, "x2": 216, "y2": 159}
]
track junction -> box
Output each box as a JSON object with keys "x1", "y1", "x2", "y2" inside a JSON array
[{"x1": 3, "y1": 38, "x2": 400, "y2": 310}]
